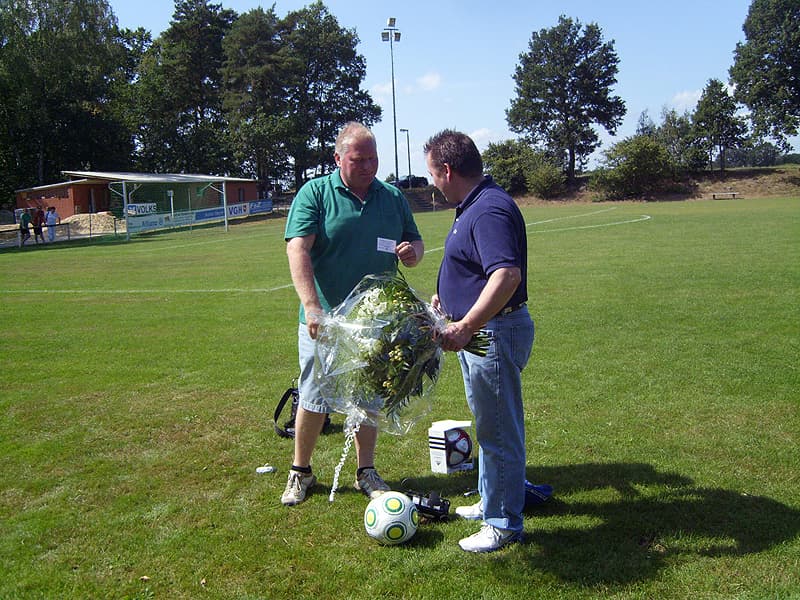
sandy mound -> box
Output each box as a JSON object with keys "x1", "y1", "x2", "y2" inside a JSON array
[{"x1": 62, "y1": 212, "x2": 126, "y2": 234}]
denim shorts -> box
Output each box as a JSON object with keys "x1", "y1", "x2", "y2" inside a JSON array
[{"x1": 297, "y1": 324, "x2": 332, "y2": 414}]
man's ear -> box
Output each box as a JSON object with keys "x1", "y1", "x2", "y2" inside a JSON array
[{"x1": 443, "y1": 163, "x2": 453, "y2": 181}]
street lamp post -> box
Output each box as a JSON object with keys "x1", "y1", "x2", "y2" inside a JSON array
[
  {"x1": 399, "y1": 128, "x2": 411, "y2": 182},
  {"x1": 381, "y1": 17, "x2": 401, "y2": 182}
]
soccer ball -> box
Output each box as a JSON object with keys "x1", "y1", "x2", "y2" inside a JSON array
[
  {"x1": 445, "y1": 427, "x2": 472, "y2": 467},
  {"x1": 364, "y1": 491, "x2": 419, "y2": 545}
]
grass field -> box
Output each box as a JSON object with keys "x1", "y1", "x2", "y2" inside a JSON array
[{"x1": 1, "y1": 198, "x2": 798, "y2": 599}]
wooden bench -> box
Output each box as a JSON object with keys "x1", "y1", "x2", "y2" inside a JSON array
[{"x1": 712, "y1": 191, "x2": 738, "y2": 199}]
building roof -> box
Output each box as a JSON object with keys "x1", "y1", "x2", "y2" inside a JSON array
[
  {"x1": 15, "y1": 179, "x2": 91, "y2": 193},
  {"x1": 62, "y1": 171, "x2": 255, "y2": 184},
  {"x1": 16, "y1": 171, "x2": 257, "y2": 194}
]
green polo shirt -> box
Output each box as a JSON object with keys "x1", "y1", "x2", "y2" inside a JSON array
[{"x1": 285, "y1": 170, "x2": 422, "y2": 323}]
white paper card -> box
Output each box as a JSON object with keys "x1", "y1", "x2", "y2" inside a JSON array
[{"x1": 376, "y1": 237, "x2": 396, "y2": 254}]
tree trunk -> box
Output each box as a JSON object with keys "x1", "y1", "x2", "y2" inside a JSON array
[
  {"x1": 567, "y1": 146, "x2": 576, "y2": 182},
  {"x1": 37, "y1": 141, "x2": 45, "y2": 185},
  {"x1": 294, "y1": 165, "x2": 304, "y2": 192}
]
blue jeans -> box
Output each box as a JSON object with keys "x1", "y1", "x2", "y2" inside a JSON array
[{"x1": 458, "y1": 306, "x2": 534, "y2": 532}]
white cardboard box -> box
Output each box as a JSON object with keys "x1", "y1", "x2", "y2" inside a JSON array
[{"x1": 428, "y1": 419, "x2": 474, "y2": 474}]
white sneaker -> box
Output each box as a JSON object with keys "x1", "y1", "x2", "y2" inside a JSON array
[
  {"x1": 281, "y1": 470, "x2": 317, "y2": 506},
  {"x1": 455, "y1": 500, "x2": 483, "y2": 520},
  {"x1": 354, "y1": 467, "x2": 390, "y2": 499},
  {"x1": 458, "y1": 524, "x2": 523, "y2": 553}
]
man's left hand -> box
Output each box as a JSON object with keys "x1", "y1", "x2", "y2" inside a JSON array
[
  {"x1": 440, "y1": 321, "x2": 475, "y2": 352},
  {"x1": 396, "y1": 241, "x2": 419, "y2": 267}
]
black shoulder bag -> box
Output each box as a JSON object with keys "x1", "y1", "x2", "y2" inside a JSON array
[{"x1": 274, "y1": 386, "x2": 331, "y2": 438}]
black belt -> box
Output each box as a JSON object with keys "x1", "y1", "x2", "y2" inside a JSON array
[{"x1": 497, "y1": 302, "x2": 526, "y2": 317}]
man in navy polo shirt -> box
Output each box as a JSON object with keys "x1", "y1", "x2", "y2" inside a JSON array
[
  {"x1": 424, "y1": 130, "x2": 534, "y2": 552},
  {"x1": 282, "y1": 122, "x2": 424, "y2": 506}
]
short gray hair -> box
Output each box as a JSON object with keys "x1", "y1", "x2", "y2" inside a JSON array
[{"x1": 335, "y1": 122, "x2": 376, "y2": 156}]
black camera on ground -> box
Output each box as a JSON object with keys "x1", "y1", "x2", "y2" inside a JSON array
[{"x1": 405, "y1": 489, "x2": 451, "y2": 521}]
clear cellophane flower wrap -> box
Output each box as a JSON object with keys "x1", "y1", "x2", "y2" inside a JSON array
[
  {"x1": 314, "y1": 271, "x2": 490, "y2": 435},
  {"x1": 314, "y1": 271, "x2": 443, "y2": 435}
]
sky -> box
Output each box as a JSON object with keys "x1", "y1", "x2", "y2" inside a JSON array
[{"x1": 107, "y1": 0, "x2": 776, "y2": 181}]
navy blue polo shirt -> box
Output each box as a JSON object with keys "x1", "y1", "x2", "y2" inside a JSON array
[{"x1": 437, "y1": 176, "x2": 528, "y2": 321}]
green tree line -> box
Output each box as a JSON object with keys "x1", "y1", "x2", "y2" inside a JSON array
[
  {"x1": 2, "y1": 0, "x2": 797, "y2": 207},
  {"x1": 490, "y1": 1, "x2": 799, "y2": 200},
  {"x1": 0, "y1": 0, "x2": 380, "y2": 206}
]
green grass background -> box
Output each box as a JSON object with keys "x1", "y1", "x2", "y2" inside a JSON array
[{"x1": 1, "y1": 198, "x2": 798, "y2": 599}]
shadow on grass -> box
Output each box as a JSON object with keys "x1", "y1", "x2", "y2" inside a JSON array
[{"x1": 396, "y1": 462, "x2": 800, "y2": 587}]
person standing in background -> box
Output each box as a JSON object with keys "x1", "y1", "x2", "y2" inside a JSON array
[
  {"x1": 32, "y1": 207, "x2": 46, "y2": 244},
  {"x1": 19, "y1": 209, "x2": 32, "y2": 246},
  {"x1": 45, "y1": 207, "x2": 60, "y2": 243}
]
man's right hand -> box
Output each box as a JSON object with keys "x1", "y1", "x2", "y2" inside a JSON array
[{"x1": 305, "y1": 307, "x2": 324, "y2": 339}]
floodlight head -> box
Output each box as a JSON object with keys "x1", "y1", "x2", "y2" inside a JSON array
[
  {"x1": 387, "y1": 17, "x2": 396, "y2": 27},
  {"x1": 381, "y1": 31, "x2": 389, "y2": 42},
  {"x1": 394, "y1": 32, "x2": 401, "y2": 42}
]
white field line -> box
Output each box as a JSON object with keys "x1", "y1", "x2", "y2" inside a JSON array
[
  {"x1": 530, "y1": 213, "x2": 651, "y2": 234},
  {"x1": 526, "y1": 205, "x2": 619, "y2": 227},
  {"x1": 425, "y1": 206, "x2": 648, "y2": 253},
  {"x1": 2, "y1": 208, "x2": 650, "y2": 295},
  {"x1": 1, "y1": 284, "x2": 294, "y2": 295},
  {"x1": 131, "y1": 238, "x2": 239, "y2": 252},
  {"x1": 130, "y1": 230, "x2": 286, "y2": 253},
  {"x1": 130, "y1": 208, "x2": 621, "y2": 255}
]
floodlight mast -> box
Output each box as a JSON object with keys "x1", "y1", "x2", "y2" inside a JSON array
[
  {"x1": 382, "y1": 17, "x2": 401, "y2": 183},
  {"x1": 399, "y1": 128, "x2": 411, "y2": 181}
]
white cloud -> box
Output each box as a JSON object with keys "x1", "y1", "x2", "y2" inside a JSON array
[
  {"x1": 371, "y1": 81, "x2": 393, "y2": 101},
  {"x1": 398, "y1": 72, "x2": 442, "y2": 95},
  {"x1": 416, "y1": 72, "x2": 442, "y2": 91},
  {"x1": 670, "y1": 89, "x2": 702, "y2": 112},
  {"x1": 669, "y1": 82, "x2": 737, "y2": 114},
  {"x1": 469, "y1": 128, "x2": 496, "y2": 150}
]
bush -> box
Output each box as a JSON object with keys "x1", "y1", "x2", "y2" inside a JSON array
[
  {"x1": 590, "y1": 135, "x2": 675, "y2": 200},
  {"x1": 684, "y1": 145, "x2": 710, "y2": 172},
  {"x1": 483, "y1": 139, "x2": 565, "y2": 197},
  {"x1": 526, "y1": 160, "x2": 565, "y2": 198},
  {"x1": 483, "y1": 140, "x2": 534, "y2": 194}
]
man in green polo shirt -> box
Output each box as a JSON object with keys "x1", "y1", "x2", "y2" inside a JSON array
[{"x1": 282, "y1": 121, "x2": 425, "y2": 506}]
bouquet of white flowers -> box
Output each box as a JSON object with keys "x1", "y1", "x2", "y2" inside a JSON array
[{"x1": 314, "y1": 271, "x2": 489, "y2": 434}]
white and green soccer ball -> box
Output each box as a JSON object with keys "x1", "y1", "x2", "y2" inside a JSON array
[{"x1": 364, "y1": 491, "x2": 419, "y2": 545}]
